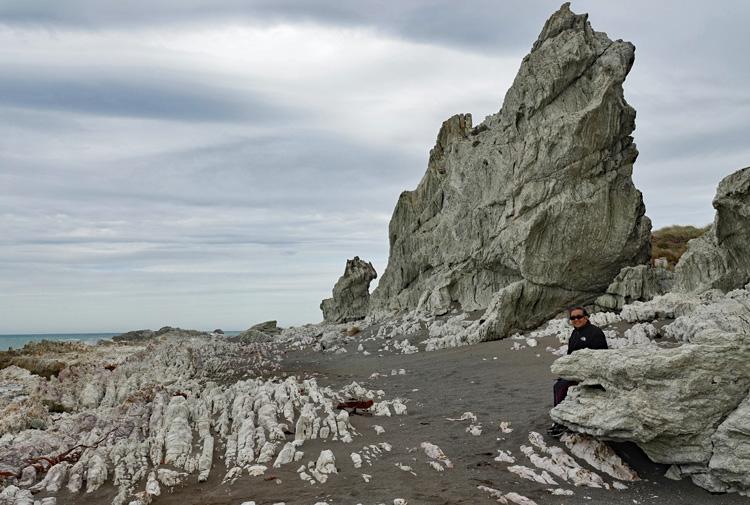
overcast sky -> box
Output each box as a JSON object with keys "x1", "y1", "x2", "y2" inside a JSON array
[{"x1": 1, "y1": 1, "x2": 748, "y2": 333}]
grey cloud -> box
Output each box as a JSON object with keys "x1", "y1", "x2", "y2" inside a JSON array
[
  {"x1": 1, "y1": 1, "x2": 749, "y2": 332},
  {"x1": 0, "y1": 70, "x2": 291, "y2": 122}
]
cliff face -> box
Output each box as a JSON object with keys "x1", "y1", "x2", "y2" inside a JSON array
[
  {"x1": 371, "y1": 3, "x2": 651, "y2": 337},
  {"x1": 675, "y1": 166, "x2": 750, "y2": 293}
]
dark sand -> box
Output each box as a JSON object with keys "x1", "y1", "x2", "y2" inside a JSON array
[{"x1": 63, "y1": 334, "x2": 744, "y2": 505}]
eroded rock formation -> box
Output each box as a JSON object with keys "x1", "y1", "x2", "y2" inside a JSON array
[
  {"x1": 551, "y1": 286, "x2": 750, "y2": 493},
  {"x1": 370, "y1": 3, "x2": 651, "y2": 338},
  {"x1": 595, "y1": 264, "x2": 673, "y2": 311},
  {"x1": 321, "y1": 257, "x2": 377, "y2": 323},
  {"x1": 675, "y1": 166, "x2": 750, "y2": 293}
]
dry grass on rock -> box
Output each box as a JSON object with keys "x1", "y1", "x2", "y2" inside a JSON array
[{"x1": 651, "y1": 225, "x2": 709, "y2": 267}]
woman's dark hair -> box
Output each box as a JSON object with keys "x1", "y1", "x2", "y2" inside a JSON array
[{"x1": 567, "y1": 306, "x2": 589, "y2": 317}]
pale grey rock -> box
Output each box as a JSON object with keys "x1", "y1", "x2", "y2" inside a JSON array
[
  {"x1": 85, "y1": 451, "x2": 108, "y2": 493},
  {"x1": 17, "y1": 465, "x2": 36, "y2": 487},
  {"x1": 676, "y1": 166, "x2": 750, "y2": 293},
  {"x1": 663, "y1": 288, "x2": 750, "y2": 343},
  {"x1": 273, "y1": 442, "x2": 298, "y2": 468},
  {"x1": 370, "y1": 3, "x2": 650, "y2": 339},
  {"x1": 145, "y1": 471, "x2": 160, "y2": 496},
  {"x1": 321, "y1": 257, "x2": 377, "y2": 323},
  {"x1": 552, "y1": 341, "x2": 750, "y2": 463},
  {"x1": 197, "y1": 434, "x2": 214, "y2": 482},
  {"x1": 551, "y1": 289, "x2": 750, "y2": 493},
  {"x1": 156, "y1": 468, "x2": 186, "y2": 487},
  {"x1": 709, "y1": 391, "x2": 750, "y2": 490},
  {"x1": 163, "y1": 396, "x2": 193, "y2": 469},
  {"x1": 620, "y1": 292, "x2": 703, "y2": 323},
  {"x1": 595, "y1": 264, "x2": 673, "y2": 311}
]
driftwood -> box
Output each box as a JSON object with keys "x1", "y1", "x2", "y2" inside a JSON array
[
  {"x1": 336, "y1": 398, "x2": 374, "y2": 415},
  {"x1": 24, "y1": 426, "x2": 120, "y2": 476}
]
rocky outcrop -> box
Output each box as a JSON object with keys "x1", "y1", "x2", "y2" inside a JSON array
[
  {"x1": 370, "y1": 3, "x2": 650, "y2": 338},
  {"x1": 321, "y1": 257, "x2": 377, "y2": 323},
  {"x1": 112, "y1": 326, "x2": 206, "y2": 342},
  {"x1": 551, "y1": 287, "x2": 750, "y2": 494},
  {"x1": 595, "y1": 264, "x2": 673, "y2": 311},
  {"x1": 231, "y1": 320, "x2": 283, "y2": 344},
  {"x1": 675, "y1": 166, "x2": 750, "y2": 293}
]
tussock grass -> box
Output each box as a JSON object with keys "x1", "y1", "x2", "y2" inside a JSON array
[{"x1": 651, "y1": 225, "x2": 710, "y2": 267}]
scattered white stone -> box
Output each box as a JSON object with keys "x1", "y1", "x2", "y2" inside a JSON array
[
  {"x1": 477, "y1": 485, "x2": 508, "y2": 503},
  {"x1": 523, "y1": 432, "x2": 608, "y2": 489},
  {"x1": 157, "y1": 468, "x2": 187, "y2": 487},
  {"x1": 247, "y1": 465, "x2": 267, "y2": 477},
  {"x1": 395, "y1": 463, "x2": 412, "y2": 471},
  {"x1": 392, "y1": 399, "x2": 408, "y2": 415},
  {"x1": 494, "y1": 449, "x2": 515, "y2": 463},
  {"x1": 362, "y1": 474, "x2": 372, "y2": 483},
  {"x1": 428, "y1": 461, "x2": 445, "y2": 471},
  {"x1": 507, "y1": 465, "x2": 557, "y2": 485},
  {"x1": 467, "y1": 424, "x2": 482, "y2": 436},
  {"x1": 372, "y1": 402, "x2": 391, "y2": 416},
  {"x1": 499, "y1": 421, "x2": 513, "y2": 433},
  {"x1": 504, "y1": 492, "x2": 539, "y2": 505},
  {"x1": 351, "y1": 452, "x2": 363, "y2": 469},
  {"x1": 373, "y1": 425, "x2": 385, "y2": 435},
  {"x1": 314, "y1": 449, "x2": 337, "y2": 481},
  {"x1": 547, "y1": 488, "x2": 574, "y2": 495},
  {"x1": 222, "y1": 466, "x2": 243, "y2": 484},
  {"x1": 447, "y1": 412, "x2": 477, "y2": 422},
  {"x1": 420, "y1": 442, "x2": 453, "y2": 468},
  {"x1": 560, "y1": 432, "x2": 639, "y2": 481}
]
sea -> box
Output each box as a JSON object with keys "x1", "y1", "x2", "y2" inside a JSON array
[{"x1": 0, "y1": 331, "x2": 243, "y2": 351}]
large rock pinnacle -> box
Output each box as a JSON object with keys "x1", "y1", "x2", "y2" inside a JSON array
[{"x1": 370, "y1": 3, "x2": 651, "y2": 337}]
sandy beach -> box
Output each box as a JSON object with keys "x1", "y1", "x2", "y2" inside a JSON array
[{"x1": 23, "y1": 323, "x2": 741, "y2": 505}]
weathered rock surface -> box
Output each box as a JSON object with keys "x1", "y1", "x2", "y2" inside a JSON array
[
  {"x1": 231, "y1": 320, "x2": 284, "y2": 344},
  {"x1": 595, "y1": 264, "x2": 673, "y2": 311},
  {"x1": 321, "y1": 257, "x2": 377, "y2": 323},
  {"x1": 112, "y1": 326, "x2": 206, "y2": 343},
  {"x1": 675, "y1": 166, "x2": 750, "y2": 293},
  {"x1": 370, "y1": 3, "x2": 650, "y2": 338},
  {"x1": 551, "y1": 287, "x2": 750, "y2": 494}
]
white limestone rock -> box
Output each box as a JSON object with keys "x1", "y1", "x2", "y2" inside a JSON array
[
  {"x1": 420, "y1": 442, "x2": 453, "y2": 469},
  {"x1": 560, "y1": 432, "x2": 638, "y2": 481},
  {"x1": 157, "y1": 468, "x2": 187, "y2": 487}
]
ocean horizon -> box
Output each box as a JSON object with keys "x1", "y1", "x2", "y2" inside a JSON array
[{"x1": 0, "y1": 330, "x2": 243, "y2": 351}]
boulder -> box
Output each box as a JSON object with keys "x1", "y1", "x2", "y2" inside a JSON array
[
  {"x1": 551, "y1": 287, "x2": 750, "y2": 494},
  {"x1": 595, "y1": 264, "x2": 673, "y2": 311},
  {"x1": 250, "y1": 320, "x2": 281, "y2": 335},
  {"x1": 231, "y1": 321, "x2": 282, "y2": 344},
  {"x1": 675, "y1": 166, "x2": 750, "y2": 293},
  {"x1": 321, "y1": 257, "x2": 377, "y2": 323},
  {"x1": 370, "y1": 3, "x2": 650, "y2": 338}
]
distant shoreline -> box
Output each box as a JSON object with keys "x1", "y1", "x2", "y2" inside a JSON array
[{"x1": 0, "y1": 331, "x2": 243, "y2": 351}]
